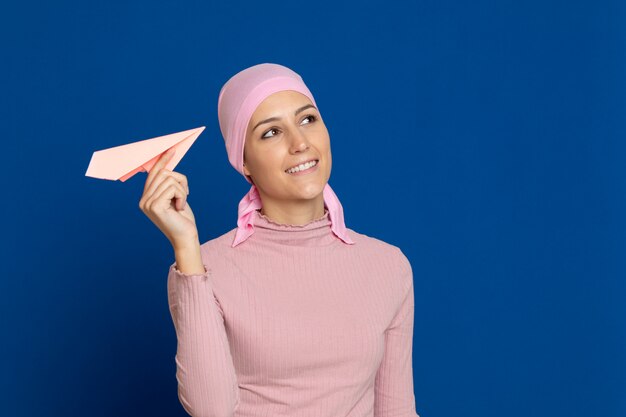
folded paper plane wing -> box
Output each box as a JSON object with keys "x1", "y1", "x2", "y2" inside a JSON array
[{"x1": 85, "y1": 126, "x2": 205, "y2": 182}]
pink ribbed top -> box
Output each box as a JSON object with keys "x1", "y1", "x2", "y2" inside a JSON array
[{"x1": 167, "y1": 208, "x2": 419, "y2": 417}]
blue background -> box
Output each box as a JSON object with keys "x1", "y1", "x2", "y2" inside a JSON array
[{"x1": 2, "y1": 0, "x2": 624, "y2": 416}]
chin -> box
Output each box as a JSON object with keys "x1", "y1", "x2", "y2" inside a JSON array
[{"x1": 293, "y1": 180, "x2": 326, "y2": 198}]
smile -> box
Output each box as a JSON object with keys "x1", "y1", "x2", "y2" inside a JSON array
[{"x1": 285, "y1": 159, "x2": 319, "y2": 175}]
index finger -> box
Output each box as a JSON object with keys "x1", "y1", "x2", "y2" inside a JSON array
[{"x1": 144, "y1": 147, "x2": 175, "y2": 193}]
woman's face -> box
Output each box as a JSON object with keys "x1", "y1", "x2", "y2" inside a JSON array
[{"x1": 243, "y1": 90, "x2": 332, "y2": 204}]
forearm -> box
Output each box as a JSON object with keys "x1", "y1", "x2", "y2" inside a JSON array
[{"x1": 167, "y1": 262, "x2": 240, "y2": 417}]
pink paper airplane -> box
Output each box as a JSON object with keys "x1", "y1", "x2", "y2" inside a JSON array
[{"x1": 85, "y1": 126, "x2": 205, "y2": 182}]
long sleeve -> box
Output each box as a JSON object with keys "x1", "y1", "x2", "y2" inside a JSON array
[
  {"x1": 374, "y1": 250, "x2": 420, "y2": 417},
  {"x1": 167, "y1": 262, "x2": 240, "y2": 417}
]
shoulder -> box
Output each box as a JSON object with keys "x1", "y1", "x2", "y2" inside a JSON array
[
  {"x1": 197, "y1": 227, "x2": 238, "y2": 263},
  {"x1": 347, "y1": 227, "x2": 406, "y2": 258},
  {"x1": 347, "y1": 228, "x2": 413, "y2": 288}
]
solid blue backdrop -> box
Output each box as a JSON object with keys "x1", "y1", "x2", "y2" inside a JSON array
[{"x1": 1, "y1": 1, "x2": 624, "y2": 416}]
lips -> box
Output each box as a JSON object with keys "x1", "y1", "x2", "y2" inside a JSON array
[{"x1": 284, "y1": 159, "x2": 319, "y2": 172}]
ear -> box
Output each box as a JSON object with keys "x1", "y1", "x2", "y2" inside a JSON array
[{"x1": 243, "y1": 162, "x2": 251, "y2": 177}]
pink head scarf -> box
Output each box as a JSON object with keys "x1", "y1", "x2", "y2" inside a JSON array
[{"x1": 217, "y1": 62, "x2": 355, "y2": 248}]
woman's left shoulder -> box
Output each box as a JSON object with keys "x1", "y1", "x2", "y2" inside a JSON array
[
  {"x1": 346, "y1": 228, "x2": 413, "y2": 292},
  {"x1": 346, "y1": 228, "x2": 412, "y2": 275}
]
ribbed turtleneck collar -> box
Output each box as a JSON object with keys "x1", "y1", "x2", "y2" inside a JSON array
[{"x1": 251, "y1": 208, "x2": 338, "y2": 247}]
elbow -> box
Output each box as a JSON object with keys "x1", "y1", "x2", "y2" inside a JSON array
[{"x1": 178, "y1": 387, "x2": 239, "y2": 417}]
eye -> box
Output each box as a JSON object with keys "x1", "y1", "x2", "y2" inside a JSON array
[
  {"x1": 261, "y1": 115, "x2": 317, "y2": 139},
  {"x1": 261, "y1": 128, "x2": 279, "y2": 139},
  {"x1": 301, "y1": 114, "x2": 317, "y2": 125}
]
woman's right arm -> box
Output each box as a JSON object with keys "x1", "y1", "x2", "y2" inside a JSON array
[
  {"x1": 139, "y1": 148, "x2": 239, "y2": 417},
  {"x1": 167, "y1": 241, "x2": 240, "y2": 417}
]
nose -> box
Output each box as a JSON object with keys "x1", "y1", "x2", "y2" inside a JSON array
[{"x1": 288, "y1": 126, "x2": 310, "y2": 153}]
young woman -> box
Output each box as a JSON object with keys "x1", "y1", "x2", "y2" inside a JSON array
[{"x1": 140, "y1": 63, "x2": 419, "y2": 417}]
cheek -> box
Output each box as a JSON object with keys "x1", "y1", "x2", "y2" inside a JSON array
[{"x1": 257, "y1": 151, "x2": 286, "y2": 176}]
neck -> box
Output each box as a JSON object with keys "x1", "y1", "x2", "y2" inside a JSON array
[
  {"x1": 258, "y1": 194, "x2": 325, "y2": 226},
  {"x1": 252, "y1": 207, "x2": 336, "y2": 247}
]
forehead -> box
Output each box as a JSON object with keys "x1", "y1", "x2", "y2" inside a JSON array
[{"x1": 251, "y1": 90, "x2": 312, "y2": 118}]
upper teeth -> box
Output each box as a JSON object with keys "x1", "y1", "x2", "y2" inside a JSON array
[{"x1": 286, "y1": 160, "x2": 317, "y2": 173}]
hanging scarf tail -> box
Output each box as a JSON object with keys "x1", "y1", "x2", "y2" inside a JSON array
[{"x1": 231, "y1": 183, "x2": 354, "y2": 247}]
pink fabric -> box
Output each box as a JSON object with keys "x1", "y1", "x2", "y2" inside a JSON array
[
  {"x1": 167, "y1": 214, "x2": 419, "y2": 417},
  {"x1": 217, "y1": 62, "x2": 355, "y2": 247}
]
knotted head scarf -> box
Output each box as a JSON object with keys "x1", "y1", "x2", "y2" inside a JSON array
[{"x1": 217, "y1": 62, "x2": 355, "y2": 247}]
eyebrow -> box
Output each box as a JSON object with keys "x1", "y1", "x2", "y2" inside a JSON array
[{"x1": 252, "y1": 104, "x2": 317, "y2": 132}]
